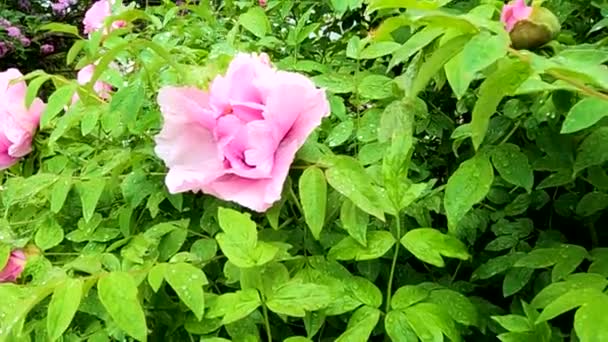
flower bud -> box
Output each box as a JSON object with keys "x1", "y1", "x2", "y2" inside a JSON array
[
  {"x1": 0, "y1": 249, "x2": 26, "y2": 283},
  {"x1": 501, "y1": 0, "x2": 560, "y2": 50}
]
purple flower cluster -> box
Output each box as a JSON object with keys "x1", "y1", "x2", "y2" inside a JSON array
[
  {"x1": 51, "y1": 0, "x2": 78, "y2": 15},
  {"x1": 0, "y1": 17, "x2": 53, "y2": 58}
]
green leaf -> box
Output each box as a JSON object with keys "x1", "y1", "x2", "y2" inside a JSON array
[
  {"x1": 0, "y1": 244, "x2": 10, "y2": 270},
  {"x1": 561, "y1": 97, "x2": 608, "y2": 133},
  {"x1": 471, "y1": 253, "x2": 524, "y2": 280},
  {"x1": 50, "y1": 177, "x2": 72, "y2": 213},
  {"x1": 576, "y1": 192, "x2": 608, "y2": 217},
  {"x1": 391, "y1": 285, "x2": 430, "y2": 310},
  {"x1": 326, "y1": 119, "x2": 353, "y2": 147},
  {"x1": 206, "y1": 289, "x2": 261, "y2": 324},
  {"x1": 574, "y1": 297, "x2": 608, "y2": 342},
  {"x1": 77, "y1": 178, "x2": 106, "y2": 223},
  {"x1": 470, "y1": 58, "x2": 530, "y2": 149},
  {"x1": 401, "y1": 228, "x2": 470, "y2": 267},
  {"x1": 445, "y1": 31, "x2": 509, "y2": 99},
  {"x1": 367, "y1": 0, "x2": 453, "y2": 13},
  {"x1": 335, "y1": 306, "x2": 381, "y2": 342},
  {"x1": 25, "y1": 75, "x2": 51, "y2": 108},
  {"x1": 358, "y1": 74, "x2": 394, "y2": 100},
  {"x1": 110, "y1": 81, "x2": 145, "y2": 128},
  {"x1": 329, "y1": 230, "x2": 395, "y2": 261},
  {"x1": 121, "y1": 171, "x2": 157, "y2": 208},
  {"x1": 491, "y1": 315, "x2": 532, "y2": 333},
  {"x1": 147, "y1": 263, "x2": 167, "y2": 292},
  {"x1": 2, "y1": 173, "x2": 58, "y2": 206},
  {"x1": 165, "y1": 263, "x2": 208, "y2": 320},
  {"x1": 41, "y1": 84, "x2": 77, "y2": 127},
  {"x1": 266, "y1": 281, "x2": 332, "y2": 317},
  {"x1": 531, "y1": 273, "x2": 608, "y2": 309},
  {"x1": 445, "y1": 153, "x2": 494, "y2": 230},
  {"x1": 427, "y1": 289, "x2": 479, "y2": 326},
  {"x1": 411, "y1": 34, "x2": 473, "y2": 98},
  {"x1": 47, "y1": 278, "x2": 83, "y2": 341},
  {"x1": 385, "y1": 310, "x2": 419, "y2": 342},
  {"x1": 313, "y1": 73, "x2": 356, "y2": 94},
  {"x1": 66, "y1": 40, "x2": 85, "y2": 65},
  {"x1": 216, "y1": 207, "x2": 278, "y2": 268},
  {"x1": 348, "y1": 276, "x2": 383, "y2": 308},
  {"x1": 503, "y1": 267, "x2": 534, "y2": 297},
  {"x1": 491, "y1": 144, "x2": 534, "y2": 192},
  {"x1": 514, "y1": 245, "x2": 588, "y2": 282},
  {"x1": 39, "y1": 23, "x2": 82, "y2": 37},
  {"x1": 389, "y1": 26, "x2": 444, "y2": 69},
  {"x1": 404, "y1": 302, "x2": 461, "y2": 342},
  {"x1": 359, "y1": 41, "x2": 401, "y2": 59},
  {"x1": 537, "y1": 288, "x2": 605, "y2": 323},
  {"x1": 575, "y1": 127, "x2": 608, "y2": 173},
  {"x1": 34, "y1": 218, "x2": 64, "y2": 251},
  {"x1": 239, "y1": 7, "x2": 270, "y2": 38},
  {"x1": 325, "y1": 156, "x2": 386, "y2": 220},
  {"x1": 97, "y1": 272, "x2": 147, "y2": 341},
  {"x1": 340, "y1": 199, "x2": 369, "y2": 246}
]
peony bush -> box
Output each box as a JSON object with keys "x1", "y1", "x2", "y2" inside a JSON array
[{"x1": 1, "y1": 0, "x2": 608, "y2": 341}]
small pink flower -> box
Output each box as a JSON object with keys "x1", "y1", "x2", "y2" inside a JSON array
[
  {"x1": 154, "y1": 53, "x2": 329, "y2": 212},
  {"x1": 259, "y1": 0, "x2": 267, "y2": 7},
  {"x1": 72, "y1": 64, "x2": 113, "y2": 103},
  {"x1": 40, "y1": 44, "x2": 54, "y2": 54},
  {"x1": 501, "y1": 0, "x2": 533, "y2": 32},
  {"x1": 83, "y1": 0, "x2": 126, "y2": 35},
  {"x1": 6, "y1": 26, "x2": 21, "y2": 38},
  {"x1": 0, "y1": 250, "x2": 26, "y2": 283},
  {"x1": 19, "y1": 37, "x2": 30, "y2": 47},
  {"x1": 0, "y1": 68, "x2": 45, "y2": 169}
]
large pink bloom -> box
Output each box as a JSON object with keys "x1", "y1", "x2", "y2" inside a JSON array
[
  {"x1": 83, "y1": 0, "x2": 126, "y2": 35},
  {"x1": 0, "y1": 69, "x2": 45, "y2": 170},
  {"x1": 0, "y1": 250, "x2": 26, "y2": 283},
  {"x1": 155, "y1": 53, "x2": 329, "y2": 212},
  {"x1": 72, "y1": 64, "x2": 113, "y2": 103},
  {"x1": 501, "y1": 0, "x2": 533, "y2": 32}
]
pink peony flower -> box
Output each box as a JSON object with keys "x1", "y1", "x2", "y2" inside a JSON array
[
  {"x1": 83, "y1": 0, "x2": 126, "y2": 35},
  {"x1": 6, "y1": 26, "x2": 21, "y2": 38},
  {"x1": 154, "y1": 53, "x2": 329, "y2": 212},
  {"x1": 501, "y1": 0, "x2": 533, "y2": 32},
  {"x1": 259, "y1": 0, "x2": 267, "y2": 7},
  {"x1": 0, "y1": 69, "x2": 45, "y2": 170},
  {"x1": 72, "y1": 64, "x2": 113, "y2": 103},
  {"x1": 0, "y1": 250, "x2": 26, "y2": 282}
]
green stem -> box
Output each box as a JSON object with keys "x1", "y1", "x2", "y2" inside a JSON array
[
  {"x1": 262, "y1": 302, "x2": 273, "y2": 342},
  {"x1": 385, "y1": 213, "x2": 401, "y2": 313}
]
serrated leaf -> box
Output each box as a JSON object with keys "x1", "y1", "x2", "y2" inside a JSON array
[{"x1": 401, "y1": 228, "x2": 470, "y2": 267}]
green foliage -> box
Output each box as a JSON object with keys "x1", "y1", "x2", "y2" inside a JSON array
[{"x1": 3, "y1": 0, "x2": 608, "y2": 341}]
